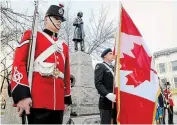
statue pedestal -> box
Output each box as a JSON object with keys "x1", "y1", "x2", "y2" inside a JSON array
[{"x1": 70, "y1": 51, "x2": 99, "y2": 115}]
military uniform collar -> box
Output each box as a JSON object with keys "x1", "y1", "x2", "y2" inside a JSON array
[
  {"x1": 103, "y1": 62, "x2": 114, "y2": 75},
  {"x1": 43, "y1": 29, "x2": 58, "y2": 38},
  {"x1": 103, "y1": 61, "x2": 114, "y2": 69},
  {"x1": 103, "y1": 61, "x2": 111, "y2": 66}
]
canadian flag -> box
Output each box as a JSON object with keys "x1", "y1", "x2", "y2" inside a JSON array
[{"x1": 114, "y1": 5, "x2": 159, "y2": 124}]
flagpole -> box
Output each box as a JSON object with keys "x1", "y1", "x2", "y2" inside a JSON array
[
  {"x1": 111, "y1": 31, "x2": 118, "y2": 125},
  {"x1": 111, "y1": 1, "x2": 122, "y2": 125},
  {"x1": 116, "y1": 1, "x2": 122, "y2": 125}
]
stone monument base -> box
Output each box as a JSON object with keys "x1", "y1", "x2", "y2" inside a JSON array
[{"x1": 70, "y1": 51, "x2": 99, "y2": 115}]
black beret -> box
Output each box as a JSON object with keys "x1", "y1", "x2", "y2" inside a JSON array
[{"x1": 101, "y1": 48, "x2": 112, "y2": 58}]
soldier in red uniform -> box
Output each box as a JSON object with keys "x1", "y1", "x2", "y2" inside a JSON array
[
  {"x1": 10, "y1": 4, "x2": 72, "y2": 124},
  {"x1": 164, "y1": 82, "x2": 174, "y2": 124}
]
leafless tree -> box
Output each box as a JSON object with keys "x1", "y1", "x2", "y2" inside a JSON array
[
  {"x1": 1, "y1": 1, "x2": 32, "y2": 48},
  {"x1": 58, "y1": 2, "x2": 75, "y2": 53},
  {"x1": 0, "y1": 0, "x2": 33, "y2": 93},
  {"x1": 85, "y1": 6, "x2": 117, "y2": 60},
  {"x1": 59, "y1": 4, "x2": 117, "y2": 56}
]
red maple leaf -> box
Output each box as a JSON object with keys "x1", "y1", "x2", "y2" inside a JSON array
[{"x1": 120, "y1": 43, "x2": 156, "y2": 87}]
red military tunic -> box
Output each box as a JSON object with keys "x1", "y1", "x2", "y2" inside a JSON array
[
  {"x1": 164, "y1": 89, "x2": 174, "y2": 106},
  {"x1": 11, "y1": 29, "x2": 72, "y2": 110}
]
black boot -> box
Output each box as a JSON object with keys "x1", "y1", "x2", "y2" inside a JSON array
[
  {"x1": 70, "y1": 112, "x2": 78, "y2": 116},
  {"x1": 74, "y1": 42, "x2": 78, "y2": 51}
]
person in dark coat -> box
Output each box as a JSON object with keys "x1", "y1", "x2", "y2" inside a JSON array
[
  {"x1": 94, "y1": 48, "x2": 117, "y2": 124},
  {"x1": 73, "y1": 12, "x2": 85, "y2": 52},
  {"x1": 158, "y1": 84, "x2": 165, "y2": 123}
]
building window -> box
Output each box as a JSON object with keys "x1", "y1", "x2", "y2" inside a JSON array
[
  {"x1": 171, "y1": 60, "x2": 177, "y2": 71},
  {"x1": 161, "y1": 78, "x2": 167, "y2": 89},
  {"x1": 159, "y1": 63, "x2": 166, "y2": 73},
  {"x1": 174, "y1": 77, "x2": 177, "y2": 88}
]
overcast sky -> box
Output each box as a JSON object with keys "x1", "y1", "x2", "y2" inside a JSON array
[
  {"x1": 10, "y1": 0, "x2": 177, "y2": 53},
  {"x1": 122, "y1": 0, "x2": 177, "y2": 53}
]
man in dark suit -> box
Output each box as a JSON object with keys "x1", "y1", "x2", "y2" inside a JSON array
[{"x1": 94, "y1": 48, "x2": 117, "y2": 124}]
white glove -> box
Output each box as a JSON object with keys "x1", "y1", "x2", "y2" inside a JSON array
[{"x1": 106, "y1": 93, "x2": 116, "y2": 102}]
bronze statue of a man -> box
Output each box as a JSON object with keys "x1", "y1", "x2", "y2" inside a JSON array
[{"x1": 73, "y1": 12, "x2": 85, "y2": 52}]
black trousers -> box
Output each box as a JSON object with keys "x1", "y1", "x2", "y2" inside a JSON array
[
  {"x1": 27, "y1": 108, "x2": 64, "y2": 124},
  {"x1": 74, "y1": 40, "x2": 84, "y2": 51},
  {"x1": 100, "y1": 108, "x2": 117, "y2": 124},
  {"x1": 168, "y1": 106, "x2": 174, "y2": 124},
  {"x1": 163, "y1": 106, "x2": 174, "y2": 124}
]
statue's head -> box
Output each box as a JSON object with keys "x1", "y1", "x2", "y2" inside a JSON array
[{"x1": 77, "y1": 12, "x2": 83, "y2": 18}]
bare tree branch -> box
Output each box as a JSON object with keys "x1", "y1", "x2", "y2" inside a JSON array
[
  {"x1": 85, "y1": 5, "x2": 116, "y2": 57},
  {"x1": 0, "y1": 0, "x2": 32, "y2": 91}
]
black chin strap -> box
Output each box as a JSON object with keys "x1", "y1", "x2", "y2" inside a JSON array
[{"x1": 49, "y1": 16, "x2": 59, "y2": 30}]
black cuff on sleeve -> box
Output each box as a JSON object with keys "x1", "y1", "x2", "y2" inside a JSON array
[
  {"x1": 102, "y1": 91, "x2": 109, "y2": 97},
  {"x1": 64, "y1": 95, "x2": 72, "y2": 105},
  {"x1": 12, "y1": 84, "x2": 31, "y2": 104}
]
